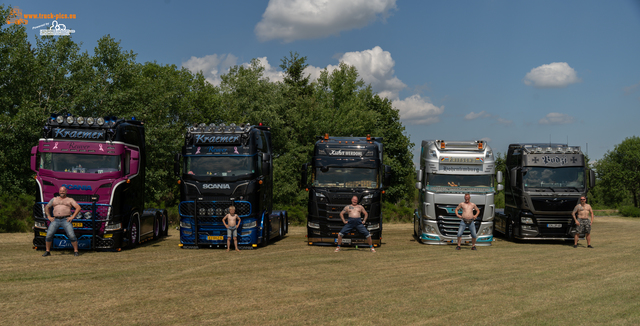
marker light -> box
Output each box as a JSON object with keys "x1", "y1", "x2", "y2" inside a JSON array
[
  {"x1": 209, "y1": 123, "x2": 216, "y2": 127},
  {"x1": 66, "y1": 116, "x2": 75, "y2": 124},
  {"x1": 366, "y1": 134, "x2": 371, "y2": 141},
  {"x1": 259, "y1": 180, "x2": 263, "y2": 185},
  {"x1": 97, "y1": 117, "x2": 105, "y2": 126},
  {"x1": 56, "y1": 116, "x2": 65, "y2": 124},
  {"x1": 199, "y1": 123, "x2": 206, "y2": 128},
  {"x1": 76, "y1": 117, "x2": 85, "y2": 125},
  {"x1": 86, "y1": 117, "x2": 95, "y2": 125},
  {"x1": 478, "y1": 142, "x2": 483, "y2": 150},
  {"x1": 324, "y1": 133, "x2": 329, "y2": 140},
  {"x1": 440, "y1": 141, "x2": 446, "y2": 149}
]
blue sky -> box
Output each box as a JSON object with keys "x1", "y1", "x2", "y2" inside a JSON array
[{"x1": 7, "y1": 0, "x2": 640, "y2": 165}]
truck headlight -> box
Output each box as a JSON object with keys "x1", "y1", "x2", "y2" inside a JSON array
[
  {"x1": 479, "y1": 227, "x2": 493, "y2": 236},
  {"x1": 105, "y1": 222, "x2": 122, "y2": 231},
  {"x1": 425, "y1": 225, "x2": 436, "y2": 233},
  {"x1": 308, "y1": 221, "x2": 320, "y2": 229},
  {"x1": 367, "y1": 223, "x2": 379, "y2": 230},
  {"x1": 180, "y1": 220, "x2": 192, "y2": 229},
  {"x1": 521, "y1": 217, "x2": 534, "y2": 224},
  {"x1": 244, "y1": 221, "x2": 257, "y2": 228},
  {"x1": 363, "y1": 194, "x2": 373, "y2": 204},
  {"x1": 34, "y1": 221, "x2": 47, "y2": 229}
]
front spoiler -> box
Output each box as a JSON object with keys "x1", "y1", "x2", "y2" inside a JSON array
[
  {"x1": 307, "y1": 237, "x2": 381, "y2": 246},
  {"x1": 419, "y1": 233, "x2": 493, "y2": 246}
]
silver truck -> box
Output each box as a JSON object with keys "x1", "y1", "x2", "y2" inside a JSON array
[{"x1": 413, "y1": 140, "x2": 503, "y2": 246}]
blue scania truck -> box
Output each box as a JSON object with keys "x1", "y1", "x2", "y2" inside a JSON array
[{"x1": 175, "y1": 123, "x2": 287, "y2": 249}]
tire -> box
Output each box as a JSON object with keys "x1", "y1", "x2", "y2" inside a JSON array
[
  {"x1": 129, "y1": 217, "x2": 140, "y2": 248},
  {"x1": 283, "y1": 211, "x2": 288, "y2": 235},
  {"x1": 413, "y1": 214, "x2": 418, "y2": 237},
  {"x1": 153, "y1": 213, "x2": 160, "y2": 240},
  {"x1": 160, "y1": 211, "x2": 168, "y2": 236}
]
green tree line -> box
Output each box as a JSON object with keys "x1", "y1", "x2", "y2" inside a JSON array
[{"x1": 0, "y1": 5, "x2": 415, "y2": 231}]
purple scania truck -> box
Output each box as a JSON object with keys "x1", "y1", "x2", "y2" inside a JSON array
[{"x1": 31, "y1": 114, "x2": 168, "y2": 251}]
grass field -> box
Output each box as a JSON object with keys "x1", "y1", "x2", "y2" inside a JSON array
[{"x1": 2, "y1": 216, "x2": 640, "y2": 325}]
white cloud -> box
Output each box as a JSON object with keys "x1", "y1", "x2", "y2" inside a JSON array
[
  {"x1": 465, "y1": 111, "x2": 490, "y2": 120},
  {"x1": 182, "y1": 55, "x2": 283, "y2": 85},
  {"x1": 245, "y1": 57, "x2": 285, "y2": 83},
  {"x1": 255, "y1": 0, "x2": 397, "y2": 43},
  {"x1": 182, "y1": 54, "x2": 238, "y2": 86},
  {"x1": 523, "y1": 62, "x2": 581, "y2": 88},
  {"x1": 496, "y1": 118, "x2": 513, "y2": 125},
  {"x1": 392, "y1": 95, "x2": 444, "y2": 125},
  {"x1": 538, "y1": 112, "x2": 575, "y2": 125}
]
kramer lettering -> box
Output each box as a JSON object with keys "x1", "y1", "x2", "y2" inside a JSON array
[
  {"x1": 54, "y1": 128, "x2": 104, "y2": 139},
  {"x1": 195, "y1": 135, "x2": 240, "y2": 144}
]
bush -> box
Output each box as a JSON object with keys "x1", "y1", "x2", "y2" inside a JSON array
[
  {"x1": 0, "y1": 193, "x2": 35, "y2": 232},
  {"x1": 618, "y1": 206, "x2": 640, "y2": 217},
  {"x1": 382, "y1": 200, "x2": 414, "y2": 223},
  {"x1": 277, "y1": 204, "x2": 307, "y2": 226}
]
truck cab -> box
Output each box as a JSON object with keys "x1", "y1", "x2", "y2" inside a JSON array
[
  {"x1": 495, "y1": 143, "x2": 595, "y2": 240},
  {"x1": 176, "y1": 123, "x2": 287, "y2": 249}
]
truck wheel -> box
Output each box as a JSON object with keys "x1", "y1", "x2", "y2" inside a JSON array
[
  {"x1": 153, "y1": 213, "x2": 161, "y2": 240},
  {"x1": 413, "y1": 215, "x2": 418, "y2": 237},
  {"x1": 283, "y1": 211, "x2": 288, "y2": 235},
  {"x1": 129, "y1": 218, "x2": 140, "y2": 248},
  {"x1": 161, "y1": 211, "x2": 168, "y2": 236}
]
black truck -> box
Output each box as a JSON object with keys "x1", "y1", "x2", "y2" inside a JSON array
[
  {"x1": 301, "y1": 134, "x2": 391, "y2": 247},
  {"x1": 495, "y1": 143, "x2": 595, "y2": 240},
  {"x1": 175, "y1": 123, "x2": 287, "y2": 249}
]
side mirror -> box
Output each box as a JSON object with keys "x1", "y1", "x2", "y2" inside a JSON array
[
  {"x1": 416, "y1": 169, "x2": 423, "y2": 182},
  {"x1": 300, "y1": 163, "x2": 309, "y2": 189},
  {"x1": 589, "y1": 169, "x2": 596, "y2": 188},
  {"x1": 31, "y1": 146, "x2": 39, "y2": 172},
  {"x1": 415, "y1": 182, "x2": 422, "y2": 190},
  {"x1": 497, "y1": 184, "x2": 504, "y2": 191},
  {"x1": 383, "y1": 165, "x2": 392, "y2": 189},
  {"x1": 510, "y1": 167, "x2": 518, "y2": 188},
  {"x1": 262, "y1": 152, "x2": 271, "y2": 162},
  {"x1": 497, "y1": 171, "x2": 503, "y2": 184}
]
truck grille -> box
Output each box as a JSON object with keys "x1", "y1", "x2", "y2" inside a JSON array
[
  {"x1": 531, "y1": 197, "x2": 579, "y2": 212},
  {"x1": 179, "y1": 201, "x2": 251, "y2": 217},
  {"x1": 435, "y1": 204, "x2": 484, "y2": 237},
  {"x1": 536, "y1": 216, "x2": 573, "y2": 235}
]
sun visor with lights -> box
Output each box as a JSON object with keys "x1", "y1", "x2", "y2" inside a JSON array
[
  {"x1": 43, "y1": 114, "x2": 126, "y2": 141},
  {"x1": 185, "y1": 122, "x2": 256, "y2": 147}
]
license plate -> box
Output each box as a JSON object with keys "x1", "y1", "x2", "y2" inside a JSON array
[
  {"x1": 547, "y1": 224, "x2": 562, "y2": 228},
  {"x1": 342, "y1": 239, "x2": 351, "y2": 244},
  {"x1": 103, "y1": 234, "x2": 113, "y2": 238},
  {"x1": 207, "y1": 236, "x2": 223, "y2": 240},
  {"x1": 72, "y1": 222, "x2": 83, "y2": 227}
]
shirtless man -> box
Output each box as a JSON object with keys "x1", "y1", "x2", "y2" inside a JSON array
[
  {"x1": 573, "y1": 196, "x2": 594, "y2": 248},
  {"x1": 222, "y1": 206, "x2": 241, "y2": 252},
  {"x1": 335, "y1": 196, "x2": 375, "y2": 252},
  {"x1": 455, "y1": 193, "x2": 480, "y2": 250},
  {"x1": 43, "y1": 186, "x2": 81, "y2": 256}
]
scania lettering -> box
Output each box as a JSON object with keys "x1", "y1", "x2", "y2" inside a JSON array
[
  {"x1": 495, "y1": 144, "x2": 595, "y2": 240},
  {"x1": 176, "y1": 123, "x2": 288, "y2": 249},
  {"x1": 414, "y1": 140, "x2": 502, "y2": 246},
  {"x1": 32, "y1": 114, "x2": 168, "y2": 251},
  {"x1": 301, "y1": 134, "x2": 391, "y2": 247}
]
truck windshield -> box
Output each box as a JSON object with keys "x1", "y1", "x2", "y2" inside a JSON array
[
  {"x1": 427, "y1": 174, "x2": 493, "y2": 188},
  {"x1": 313, "y1": 167, "x2": 378, "y2": 189},
  {"x1": 523, "y1": 167, "x2": 584, "y2": 190},
  {"x1": 184, "y1": 156, "x2": 255, "y2": 177},
  {"x1": 40, "y1": 153, "x2": 121, "y2": 173}
]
